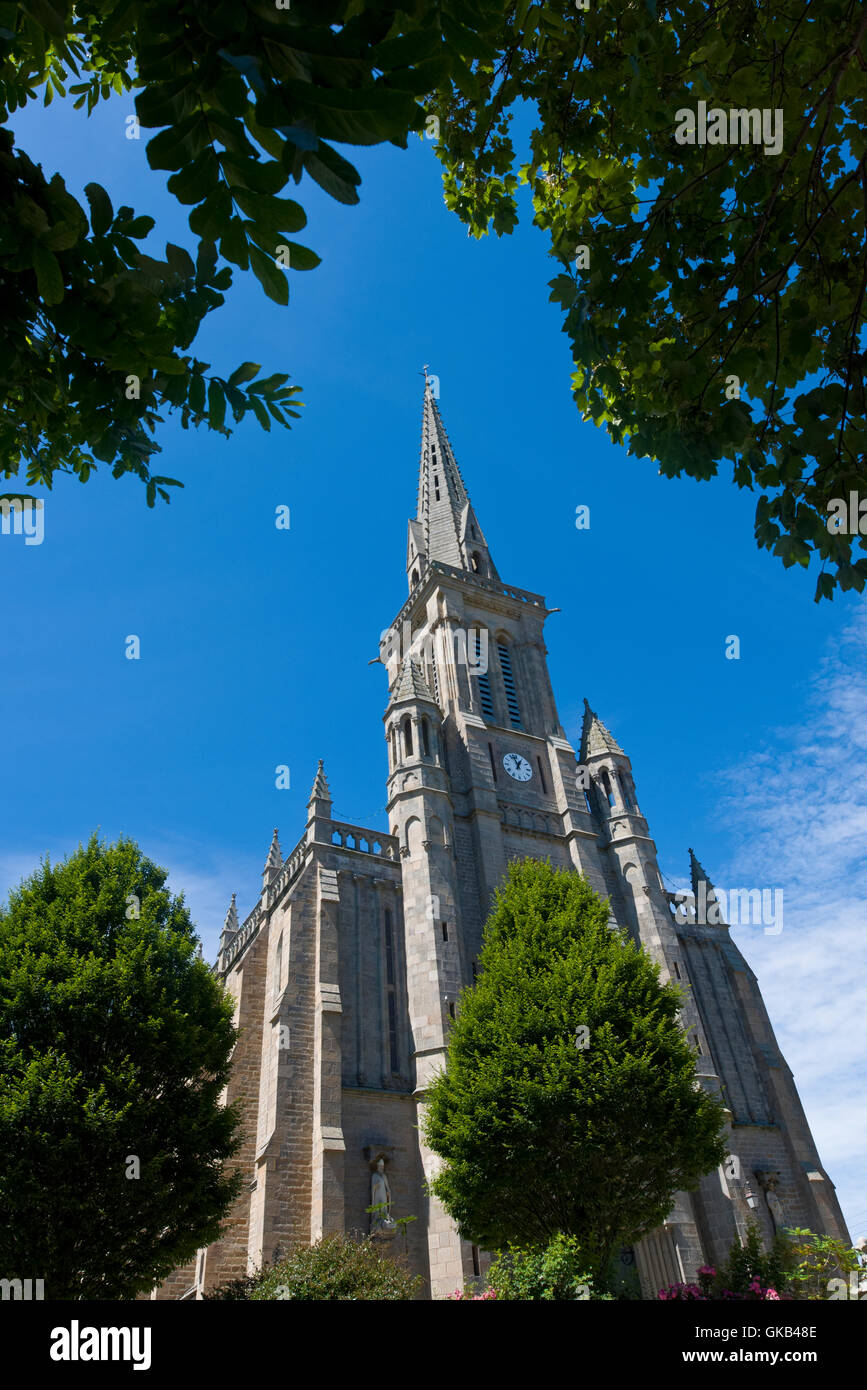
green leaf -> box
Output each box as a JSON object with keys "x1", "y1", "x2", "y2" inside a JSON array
[
  {"x1": 188, "y1": 373, "x2": 206, "y2": 414},
  {"x1": 227, "y1": 362, "x2": 261, "y2": 387},
  {"x1": 232, "y1": 189, "x2": 307, "y2": 235},
  {"x1": 167, "y1": 151, "x2": 220, "y2": 206},
  {"x1": 300, "y1": 143, "x2": 361, "y2": 206},
  {"x1": 272, "y1": 240, "x2": 321, "y2": 272},
  {"x1": 219, "y1": 216, "x2": 249, "y2": 269},
  {"x1": 84, "y1": 183, "x2": 114, "y2": 236},
  {"x1": 249, "y1": 245, "x2": 289, "y2": 305},
  {"x1": 249, "y1": 395, "x2": 271, "y2": 431},
  {"x1": 189, "y1": 185, "x2": 233, "y2": 242},
  {"x1": 207, "y1": 379, "x2": 226, "y2": 431},
  {"x1": 31, "y1": 242, "x2": 64, "y2": 304}
]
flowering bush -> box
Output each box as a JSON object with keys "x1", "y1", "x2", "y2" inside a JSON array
[
  {"x1": 658, "y1": 1227, "x2": 786, "y2": 1301},
  {"x1": 447, "y1": 1287, "x2": 498, "y2": 1300}
]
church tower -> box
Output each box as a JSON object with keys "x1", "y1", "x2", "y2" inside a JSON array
[{"x1": 157, "y1": 376, "x2": 849, "y2": 1301}]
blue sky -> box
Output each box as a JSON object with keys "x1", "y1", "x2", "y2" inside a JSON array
[{"x1": 2, "y1": 94, "x2": 865, "y2": 1243}]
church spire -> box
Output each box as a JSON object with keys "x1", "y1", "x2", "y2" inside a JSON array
[
  {"x1": 308, "y1": 759, "x2": 331, "y2": 805},
  {"x1": 406, "y1": 374, "x2": 498, "y2": 588},
  {"x1": 579, "y1": 698, "x2": 624, "y2": 761},
  {"x1": 689, "y1": 847, "x2": 725, "y2": 927},
  {"x1": 219, "y1": 892, "x2": 238, "y2": 952},
  {"x1": 263, "y1": 828, "x2": 282, "y2": 888}
]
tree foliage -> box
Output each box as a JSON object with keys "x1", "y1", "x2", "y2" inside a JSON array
[
  {"x1": 0, "y1": 833, "x2": 242, "y2": 1300},
  {"x1": 0, "y1": 0, "x2": 502, "y2": 500},
  {"x1": 486, "y1": 1231, "x2": 614, "y2": 1300},
  {"x1": 431, "y1": 0, "x2": 867, "y2": 600},
  {"x1": 422, "y1": 859, "x2": 726, "y2": 1277}
]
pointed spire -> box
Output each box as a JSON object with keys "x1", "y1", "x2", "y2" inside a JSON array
[
  {"x1": 308, "y1": 759, "x2": 330, "y2": 804},
  {"x1": 413, "y1": 377, "x2": 498, "y2": 578},
  {"x1": 391, "y1": 654, "x2": 437, "y2": 706},
  {"x1": 580, "y1": 698, "x2": 625, "y2": 761},
  {"x1": 689, "y1": 848, "x2": 725, "y2": 926},
  {"x1": 219, "y1": 892, "x2": 238, "y2": 951},
  {"x1": 263, "y1": 828, "x2": 282, "y2": 882},
  {"x1": 306, "y1": 759, "x2": 333, "y2": 844}
]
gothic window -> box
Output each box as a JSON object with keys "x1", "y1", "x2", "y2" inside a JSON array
[
  {"x1": 411, "y1": 567, "x2": 419, "y2": 587},
  {"x1": 384, "y1": 909, "x2": 395, "y2": 985},
  {"x1": 448, "y1": 1002, "x2": 456, "y2": 1019},
  {"x1": 390, "y1": 726, "x2": 398, "y2": 768},
  {"x1": 421, "y1": 717, "x2": 430, "y2": 756},
  {"x1": 434, "y1": 473, "x2": 441, "y2": 501},
  {"x1": 384, "y1": 907, "x2": 400, "y2": 1071},
  {"x1": 273, "y1": 933, "x2": 283, "y2": 1001},
  {"x1": 600, "y1": 769, "x2": 615, "y2": 807},
  {"x1": 470, "y1": 551, "x2": 481, "y2": 572},
  {"x1": 403, "y1": 717, "x2": 413, "y2": 756},
  {"x1": 497, "y1": 642, "x2": 523, "y2": 729},
  {"x1": 430, "y1": 649, "x2": 440, "y2": 702},
  {"x1": 618, "y1": 770, "x2": 635, "y2": 810},
  {"x1": 387, "y1": 993, "x2": 399, "y2": 1074},
  {"x1": 583, "y1": 788, "x2": 592, "y2": 813},
  {"x1": 441, "y1": 921, "x2": 449, "y2": 942}
]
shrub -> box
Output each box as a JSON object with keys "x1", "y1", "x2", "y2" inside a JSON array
[
  {"x1": 206, "y1": 1234, "x2": 422, "y2": 1301},
  {"x1": 486, "y1": 1233, "x2": 614, "y2": 1301}
]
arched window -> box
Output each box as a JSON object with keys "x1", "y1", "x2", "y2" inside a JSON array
[
  {"x1": 470, "y1": 551, "x2": 481, "y2": 572},
  {"x1": 600, "y1": 769, "x2": 615, "y2": 807},
  {"x1": 618, "y1": 770, "x2": 633, "y2": 809},
  {"x1": 421, "y1": 717, "x2": 430, "y2": 756},
  {"x1": 403, "y1": 717, "x2": 413, "y2": 756},
  {"x1": 390, "y1": 726, "x2": 398, "y2": 767},
  {"x1": 411, "y1": 567, "x2": 419, "y2": 587}
]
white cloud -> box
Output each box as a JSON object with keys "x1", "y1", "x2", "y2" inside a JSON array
[{"x1": 708, "y1": 607, "x2": 867, "y2": 1243}]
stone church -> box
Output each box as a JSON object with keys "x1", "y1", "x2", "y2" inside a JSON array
[{"x1": 157, "y1": 378, "x2": 849, "y2": 1299}]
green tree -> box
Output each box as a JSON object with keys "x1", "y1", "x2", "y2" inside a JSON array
[
  {"x1": 422, "y1": 859, "x2": 726, "y2": 1279},
  {"x1": 0, "y1": 833, "x2": 242, "y2": 1300},
  {"x1": 205, "y1": 1234, "x2": 422, "y2": 1301},
  {"x1": 0, "y1": 0, "x2": 502, "y2": 501},
  {"x1": 431, "y1": 0, "x2": 867, "y2": 600},
  {"x1": 780, "y1": 1226, "x2": 865, "y2": 1300},
  {"x1": 486, "y1": 1232, "x2": 613, "y2": 1300}
]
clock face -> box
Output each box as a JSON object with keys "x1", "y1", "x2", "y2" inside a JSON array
[{"x1": 503, "y1": 752, "x2": 532, "y2": 782}]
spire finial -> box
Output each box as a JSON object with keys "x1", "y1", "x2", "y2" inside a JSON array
[
  {"x1": 263, "y1": 828, "x2": 283, "y2": 880},
  {"x1": 580, "y1": 698, "x2": 624, "y2": 761},
  {"x1": 308, "y1": 759, "x2": 331, "y2": 804}
]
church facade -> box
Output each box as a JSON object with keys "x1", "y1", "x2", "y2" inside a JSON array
[{"x1": 157, "y1": 381, "x2": 849, "y2": 1300}]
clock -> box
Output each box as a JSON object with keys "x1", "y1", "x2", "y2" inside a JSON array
[{"x1": 503, "y1": 752, "x2": 532, "y2": 782}]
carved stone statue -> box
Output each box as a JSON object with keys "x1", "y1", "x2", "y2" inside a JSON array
[{"x1": 370, "y1": 1157, "x2": 396, "y2": 1238}]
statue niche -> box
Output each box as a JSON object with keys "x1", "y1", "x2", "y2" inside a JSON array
[{"x1": 369, "y1": 1156, "x2": 397, "y2": 1239}]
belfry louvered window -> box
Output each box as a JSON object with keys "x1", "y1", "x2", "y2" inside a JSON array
[
  {"x1": 474, "y1": 629, "x2": 494, "y2": 719},
  {"x1": 430, "y1": 650, "x2": 440, "y2": 703},
  {"x1": 497, "y1": 643, "x2": 523, "y2": 729},
  {"x1": 477, "y1": 671, "x2": 494, "y2": 719}
]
